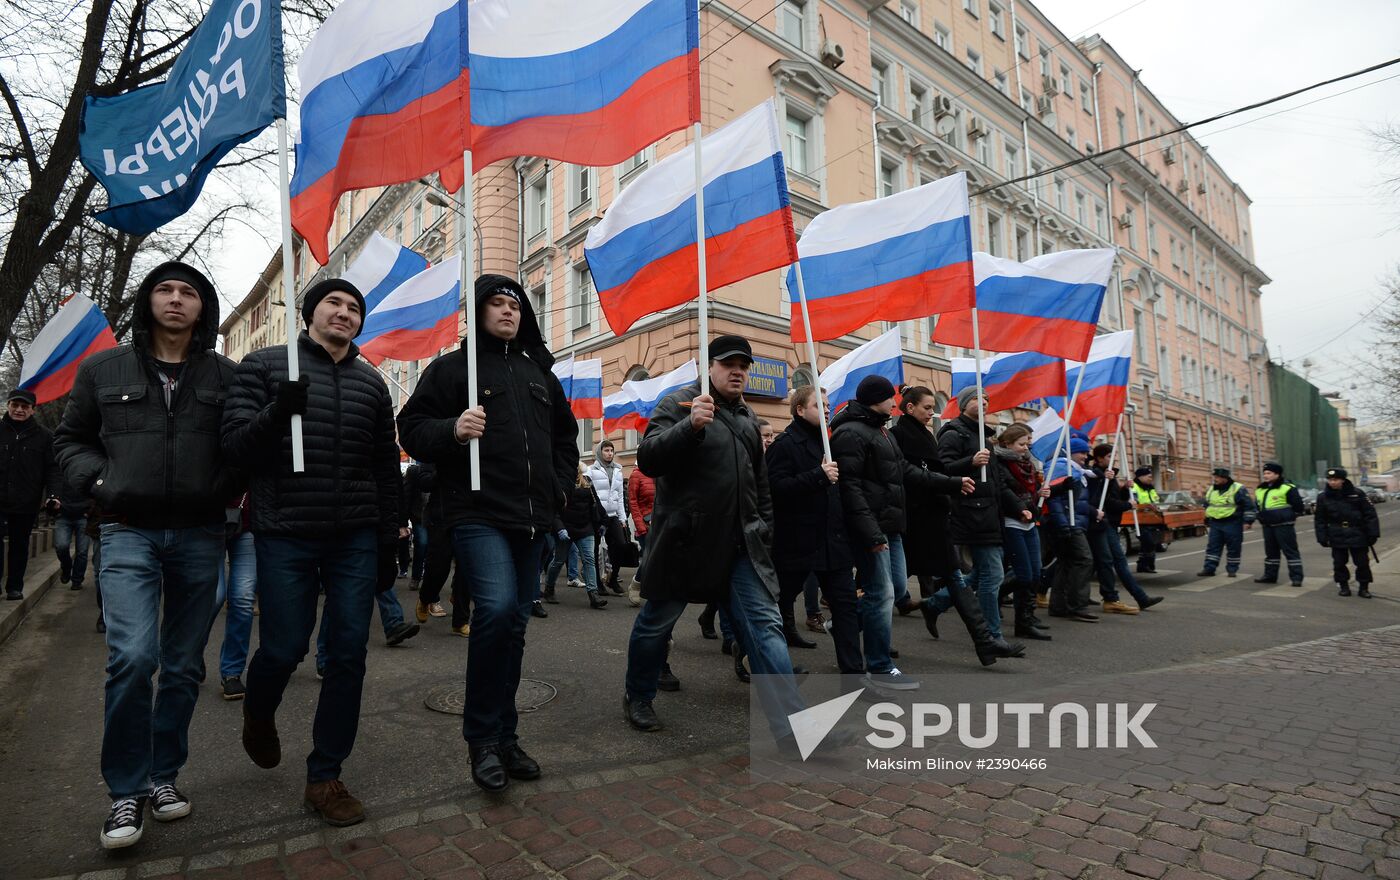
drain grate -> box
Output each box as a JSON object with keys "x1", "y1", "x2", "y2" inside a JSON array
[{"x1": 424, "y1": 679, "x2": 557, "y2": 716}]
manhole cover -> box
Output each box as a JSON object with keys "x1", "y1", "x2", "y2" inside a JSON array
[{"x1": 424, "y1": 679, "x2": 557, "y2": 716}]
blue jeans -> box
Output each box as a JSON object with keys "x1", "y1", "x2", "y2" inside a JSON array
[
  {"x1": 245, "y1": 529, "x2": 376, "y2": 783},
  {"x1": 54, "y1": 512, "x2": 91, "y2": 585},
  {"x1": 626, "y1": 554, "x2": 802, "y2": 740},
  {"x1": 452, "y1": 524, "x2": 545, "y2": 746},
  {"x1": 1002, "y1": 527, "x2": 1042, "y2": 586},
  {"x1": 926, "y1": 568, "x2": 969, "y2": 613},
  {"x1": 411, "y1": 524, "x2": 429, "y2": 580},
  {"x1": 546, "y1": 534, "x2": 597, "y2": 592},
  {"x1": 966, "y1": 544, "x2": 1006, "y2": 640},
  {"x1": 315, "y1": 583, "x2": 406, "y2": 668},
  {"x1": 1089, "y1": 528, "x2": 1152, "y2": 605},
  {"x1": 98, "y1": 523, "x2": 223, "y2": 799},
  {"x1": 1203, "y1": 519, "x2": 1244, "y2": 574},
  {"x1": 853, "y1": 534, "x2": 905, "y2": 674},
  {"x1": 212, "y1": 531, "x2": 257, "y2": 680}
]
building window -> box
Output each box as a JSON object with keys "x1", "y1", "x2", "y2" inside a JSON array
[
  {"x1": 777, "y1": 0, "x2": 807, "y2": 49},
  {"x1": 1019, "y1": 87, "x2": 1033, "y2": 113},
  {"x1": 872, "y1": 59, "x2": 891, "y2": 107},
  {"x1": 966, "y1": 48, "x2": 982, "y2": 75},
  {"x1": 1059, "y1": 64, "x2": 1072, "y2": 97},
  {"x1": 880, "y1": 159, "x2": 901, "y2": 197},
  {"x1": 934, "y1": 23, "x2": 951, "y2": 51},
  {"x1": 908, "y1": 80, "x2": 928, "y2": 128},
  {"x1": 617, "y1": 148, "x2": 650, "y2": 189},
  {"x1": 899, "y1": 0, "x2": 919, "y2": 27},
  {"x1": 963, "y1": 0, "x2": 979, "y2": 18},
  {"x1": 975, "y1": 129, "x2": 992, "y2": 166},
  {"x1": 994, "y1": 69, "x2": 1009, "y2": 96},
  {"x1": 1148, "y1": 220, "x2": 1159, "y2": 258},
  {"x1": 1116, "y1": 110, "x2": 1128, "y2": 147},
  {"x1": 529, "y1": 283, "x2": 547, "y2": 339},
  {"x1": 1014, "y1": 226, "x2": 1031, "y2": 262},
  {"x1": 1065, "y1": 127, "x2": 1077, "y2": 148},
  {"x1": 985, "y1": 210, "x2": 1004, "y2": 257},
  {"x1": 394, "y1": 217, "x2": 404, "y2": 244},
  {"x1": 526, "y1": 174, "x2": 548, "y2": 240},
  {"x1": 1014, "y1": 24, "x2": 1028, "y2": 58},
  {"x1": 987, "y1": 1, "x2": 1005, "y2": 38},
  {"x1": 1080, "y1": 80, "x2": 1092, "y2": 114},
  {"x1": 1039, "y1": 47, "x2": 1051, "y2": 78},
  {"x1": 1094, "y1": 202, "x2": 1107, "y2": 238},
  {"x1": 1160, "y1": 346, "x2": 1172, "y2": 390},
  {"x1": 1124, "y1": 207, "x2": 1138, "y2": 251},
  {"x1": 413, "y1": 199, "x2": 424, "y2": 239},
  {"x1": 1028, "y1": 160, "x2": 1044, "y2": 200},
  {"x1": 1169, "y1": 235, "x2": 1179, "y2": 268},
  {"x1": 1054, "y1": 177, "x2": 1066, "y2": 213},
  {"x1": 571, "y1": 264, "x2": 595, "y2": 331},
  {"x1": 1074, "y1": 190, "x2": 1087, "y2": 226},
  {"x1": 940, "y1": 105, "x2": 964, "y2": 150},
  {"x1": 784, "y1": 112, "x2": 811, "y2": 176},
  {"x1": 567, "y1": 165, "x2": 594, "y2": 212},
  {"x1": 1040, "y1": 237, "x2": 1054, "y2": 256},
  {"x1": 1004, "y1": 143, "x2": 1019, "y2": 182}
]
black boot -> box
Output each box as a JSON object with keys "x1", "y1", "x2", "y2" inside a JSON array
[
  {"x1": 500, "y1": 740, "x2": 541, "y2": 780},
  {"x1": 468, "y1": 743, "x2": 509, "y2": 792},
  {"x1": 1358, "y1": 584, "x2": 1372, "y2": 598},
  {"x1": 588, "y1": 590, "x2": 608, "y2": 609},
  {"x1": 1012, "y1": 580, "x2": 1052, "y2": 641},
  {"x1": 623, "y1": 693, "x2": 662, "y2": 731},
  {"x1": 920, "y1": 598, "x2": 942, "y2": 639},
  {"x1": 733, "y1": 646, "x2": 750, "y2": 683},
  {"x1": 541, "y1": 584, "x2": 559, "y2": 605},
  {"x1": 698, "y1": 605, "x2": 718, "y2": 640},
  {"x1": 781, "y1": 606, "x2": 816, "y2": 649},
  {"x1": 944, "y1": 578, "x2": 1003, "y2": 667},
  {"x1": 1338, "y1": 583, "x2": 1352, "y2": 597}
]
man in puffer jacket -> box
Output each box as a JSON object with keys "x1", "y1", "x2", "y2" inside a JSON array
[
  {"x1": 1045, "y1": 437, "x2": 1100, "y2": 622},
  {"x1": 222, "y1": 278, "x2": 405, "y2": 827},
  {"x1": 831, "y1": 375, "x2": 971, "y2": 693},
  {"x1": 398, "y1": 274, "x2": 578, "y2": 792},
  {"x1": 1315, "y1": 467, "x2": 1379, "y2": 598},
  {"x1": 586, "y1": 440, "x2": 627, "y2": 595}
]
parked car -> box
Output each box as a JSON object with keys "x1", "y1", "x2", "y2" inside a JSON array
[
  {"x1": 1366, "y1": 488, "x2": 1387, "y2": 504},
  {"x1": 1122, "y1": 490, "x2": 1206, "y2": 554},
  {"x1": 1298, "y1": 488, "x2": 1318, "y2": 516}
]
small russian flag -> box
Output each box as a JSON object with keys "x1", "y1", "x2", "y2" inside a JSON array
[
  {"x1": 942, "y1": 350, "x2": 1066, "y2": 418},
  {"x1": 19, "y1": 293, "x2": 118, "y2": 404},
  {"x1": 818, "y1": 328, "x2": 904, "y2": 412},
  {"x1": 602, "y1": 360, "x2": 697, "y2": 433},
  {"x1": 552, "y1": 356, "x2": 604, "y2": 420}
]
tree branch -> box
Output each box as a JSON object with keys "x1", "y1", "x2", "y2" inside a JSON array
[{"x1": 0, "y1": 71, "x2": 39, "y2": 178}]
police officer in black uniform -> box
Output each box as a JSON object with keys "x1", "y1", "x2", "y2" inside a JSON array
[{"x1": 1314, "y1": 467, "x2": 1379, "y2": 598}]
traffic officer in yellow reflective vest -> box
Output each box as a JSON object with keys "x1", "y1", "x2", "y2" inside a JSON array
[
  {"x1": 1196, "y1": 467, "x2": 1257, "y2": 578},
  {"x1": 1253, "y1": 461, "x2": 1306, "y2": 586},
  {"x1": 1131, "y1": 467, "x2": 1162, "y2": 573}
]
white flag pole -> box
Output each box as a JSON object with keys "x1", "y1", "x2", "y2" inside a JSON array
[
  {"x1": 274, "y1": 118, "x2": 305, "y2": 473},
  {"x1": 970, "y1": 308, "x2": 988, "y2": 482},
  {"x1": 791, "y1": 262, "x2": 832, "y2": 462},
  {"x1": 692, "y1": 121, "x2": 710, "y2": 397},
  {"x1": 1097, "y1": 424, "x2": 1123, "y2": 512},
  {"x1": 1041, "y1": 363, "x2": 1087, "y2": 524},
  {"x1": 458, "y1": 150, "x2": 480, "y2": 491}
]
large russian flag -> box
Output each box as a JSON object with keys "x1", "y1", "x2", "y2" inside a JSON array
[
  {"x1": 1026, "y1": 406, "x2": 1068, "y2": 466},
  {"x1": 469, "y1": 0, "x2": 699, "y2": 172},
  {"x1": 584, "y1": 100, "x2": 796, "y2": 335},
  {"x1": 942, "y1": 349, "x2": 1066, "y2": 418},
  {"x1": 818, "y1": 329, "x2": 904, "y2": 412},
  {"x1": 602, "y1": 360, "x2": 697, "y2": 433},
  {"x1": 552, "y1": 356, "x2": 604, "y2": 419},
  {"x1": 291, "y1": 0, "x2": 469, "y2": 265},
  {"x1": 933, "y1": 249, "x2": 1115, "y2": 362},
  {"x1": 356, "y1": 256, "x2": 462, "y2": 366},
  {"x1": 788, "y1": 173, "x2": 974, "y2": 343},
  {"x1": 19, "y1": 293, "x2": 118, "y2": 404},
  {"x1": 343, "y1": 232, "x2": 432, "y2": 316},
  {"x1": 1043, "y1": 330, "x2": 1134, "y2": 432}
]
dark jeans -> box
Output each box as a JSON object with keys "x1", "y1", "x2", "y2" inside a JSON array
[
  {"x1": 452, "y1": 524, "x2": 545, "y2": 746},
  {"x1": 98, "y1": 523, "x2": 223, "y2": 799},
  {"x1": 245, "y1": 529, "x2": 376, "y2": 783},
  {"x1": 1049, "y1": 529, "x2": 1094, "y2": 613},
  {"x1": 1331, "y1": 546, "x2": 1372, "y2": 585},
  {"x1": 1203, "y1": 519, "x2": 1244, "y2": 574},
  {"x1": 54, "y1": 512, "x2": 91, "y2": 586},
  {"x1": 598, "y1": 517, "x2": 625, "y2": 591},
  {"x1": 779, "y1": 568, "x2": 861, "y2": 674},
  {"x1": 1136, "y1": 524, "x2": 1161, "y2": 571},
  {"x1": 1087, "y1": 527, "x2": 1151, "y2": 606},
  {"x1": 1262, "y1": 524, "x2": 1304, "y2": 583},
  {"x1": 1, "y1": 509, "x2": 38, "y2": 594},
  {"x1": 411, "y1": 524, "x2": 428, "y2": 580}
]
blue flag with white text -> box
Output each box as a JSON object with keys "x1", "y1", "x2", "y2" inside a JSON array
[{"x1": 79, "y1": 0, "x2": 285, "y2": 234}]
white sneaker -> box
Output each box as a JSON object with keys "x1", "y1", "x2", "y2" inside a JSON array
[
  {"x1": 567, "y1": 578, "x2": 584, "y2": 589},
  {"x1": 627, "y1": 579, "x2": 642, "y2": 607},
  {"x1": 863, "y1": 668, "x2": 921, "y2": 691}
]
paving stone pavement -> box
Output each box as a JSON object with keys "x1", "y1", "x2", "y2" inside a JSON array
[{"x1": 42, "y1": 626, "x2": 1400, "y2": 880}]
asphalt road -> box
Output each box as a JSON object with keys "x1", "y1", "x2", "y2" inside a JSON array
[{"x1": 2, "y1": 505, "x2": 1399, "y2": 878}]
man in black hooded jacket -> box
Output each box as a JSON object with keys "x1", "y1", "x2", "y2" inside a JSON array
[
  {"x1": 398, "y1": 274, "x2": 578, "y2": 793},
  {"x1": 55, "y1": 261, "x2": 238, "y2": 850}
]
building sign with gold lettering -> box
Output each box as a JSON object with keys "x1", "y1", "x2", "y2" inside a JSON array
[{"x1": 744, "y1": 357, "x2": 789, "y2": 398}]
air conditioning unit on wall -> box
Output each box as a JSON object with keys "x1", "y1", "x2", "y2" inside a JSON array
[{"x1": 820, "y1": 40, "x2": 845, "y2": 69}]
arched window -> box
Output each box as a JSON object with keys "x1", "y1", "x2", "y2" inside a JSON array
[{"x1": 792, "y1": 366, "x2": 815, "y2": 390}]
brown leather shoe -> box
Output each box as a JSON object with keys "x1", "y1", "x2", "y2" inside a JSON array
[
  {"x1": 242, "y1": 707, "x2": 281, "y2": 769},
  {"x1": 304, "y1": 779, "x2": 364, "y2": 827}
]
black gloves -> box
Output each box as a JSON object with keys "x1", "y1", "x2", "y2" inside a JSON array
[
  {"x1": 377, "y1": 540, "x2": 398, "y2": 592},
  {"x1": 272, "y1": 376, "x2": 310, "y2": 421}
]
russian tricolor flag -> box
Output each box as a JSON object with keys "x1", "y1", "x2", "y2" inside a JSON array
[
  {"x1": 469, "y1": 0, "x2": 698, "y2": 172},
  {"x1": 1026, "y1": 407, "x2": 1068, "y2": 466},
  {"x1": 552, "y1": 356, "x2": 604, "y2": 420},
  {"x1": 818, "y1": 328, "x2": 904, "y2": 412},
  {"x1": 788, "y1": 173, "x2": 974, "y2": 343},
  {"x1": 344, "y1": 232, "x2": 431, "y2": 316},
  {"x1": 602, "y1": 360, "x2": 697, "y2": 433},
  {"x1": 1043, "y1": 330, "x2": 1134, "y2": 433},
  {"x1": 585, "y1": 100, "x2": 796, "y2": 335},
  {"x1": 19, "y1": 293, "x2": 118, "y2": 404},
  {"x1": 354, "y1": 255, "x2": 462, "y2": 367},
  {"x1": 942, "y1": 350, "x2": 1066, "y2": 418},
  {"x1": 291, "y1": 0, "x2": 469, "y2": 265},
  {"x1": 933, "y1": 249, "x2": 1115, "y2": 362}
]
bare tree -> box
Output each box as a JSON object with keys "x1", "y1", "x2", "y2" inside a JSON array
[{"x1": 1363, "y1": 269, "x2": 1400, "y2": 423}]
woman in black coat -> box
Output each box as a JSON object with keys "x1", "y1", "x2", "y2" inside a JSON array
[
  {"x1": 891, "y1": 387, "x2": 1023, "y2": 664},
  {"x1": 1315, "y1": 468, "x2": 1380, "y2": 597},
  {"x1": 544, "y1": 466, "x2": 609, "y2": 608}
]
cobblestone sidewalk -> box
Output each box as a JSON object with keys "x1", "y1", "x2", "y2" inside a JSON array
[{"x1": 51, "y1": 627, "x2": 1400, "y2": 880}]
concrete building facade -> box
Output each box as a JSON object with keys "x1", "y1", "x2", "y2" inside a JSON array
[{"x1": 221, "y1": 0, "x2": 1274, "y2": 490}]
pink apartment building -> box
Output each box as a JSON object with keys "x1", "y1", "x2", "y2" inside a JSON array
[{"x1": 220, "y1": 0, "x2": 1273, "y2": 493}]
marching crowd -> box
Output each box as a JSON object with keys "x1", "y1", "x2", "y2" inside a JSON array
[{"x1": 0, "y1": 261, "x2": 1380, "y2": 853}]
